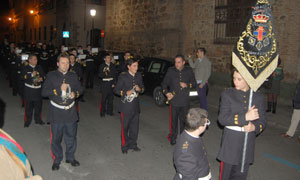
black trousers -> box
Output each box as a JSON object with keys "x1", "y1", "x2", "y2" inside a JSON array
[
  {"x1": 11, "y1": 70, "x2": 18, "y2": 95},
  {"x1": 100, "y1": 84, "x2": 114, "y2": 115},
  {"x1": 168, "y1": 105, "x2": 189, "y2": 142},
  {"x1": 219, "y1": 161, "x2": 250, "y2": 180},
  {"x1": 24, "y1": 99, "x2": 42, "y2": 126},
  {"x1": 85, "y1": 69, "x2": 95, "y2": 88},
  {"x1": 50, "y1": 121, "x2": 78, "y2": 164},
  {"x1": 120, "y1": 111, "x2": 139, "y2": 151}
]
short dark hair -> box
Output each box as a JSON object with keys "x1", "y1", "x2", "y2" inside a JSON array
[
  {"x1": 197, "y1": 47, "x2": 206, "y2": 55},
  {"x1": 28, "y1": 54, "x2": 37, "y2": 61},
  {"x1": 174, "y1": 54, "x2": 185, "y2": 62},
  {"x1": 124, "y1": 51, "x2": 131, "y2": 55},
  {"x1": 104, "y1": 53, "x2": 110, "y2": 59},
  {"x1": 126, "y1": 58, "x2": 138, "y2": 67},
  {"x1": 185, "y1": 108, "x2": 208, "y2": 131},
  {"x1": 69, "y1": 54, "x2": 75, "y2": 58},
  {"x1": 57, "y1": 52, "x2": 70, "y2": 62}
]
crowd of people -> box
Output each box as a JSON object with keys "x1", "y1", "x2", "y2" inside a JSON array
[{"x1": 0, "y1": 38, "x2": 297, "y2": 180}]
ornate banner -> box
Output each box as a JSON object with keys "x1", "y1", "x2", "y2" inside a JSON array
[{"x1": 232, "y1": 0, "x2": 278, "y2": 92}]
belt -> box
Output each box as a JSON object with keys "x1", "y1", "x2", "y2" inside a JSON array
[
  {"x1": 11, "y1": 62, "x2": 16, "y2": 64},
  {"x1": 178, "y1": 172, "x2": 211, "y2": 180},
  {"x1": 50, "y1": 100, "x2": 75, "y2": 110},
  {"x1": 85, "y1": 59, "x2": 94, "y2": 62},
  {"x1": 226, "y1": 126, "x2": 245, "y2": 132},
  {"x1": 103, "y1": 78, "x2": 113, "y2": 82},
  {"x1": 25, "y1": 83, "x2": 41, "y2": 89}
]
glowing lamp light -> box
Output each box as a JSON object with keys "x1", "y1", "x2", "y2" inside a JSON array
[
  {"x1": 30, "y1": 10, "x2": 34, "y2": 14},
  {"x1": 8, "y1": 17, "x2": 12, "y2": 21},
  {"x1": 90, "y1": 9, "x2": 96, "y2": 17}
]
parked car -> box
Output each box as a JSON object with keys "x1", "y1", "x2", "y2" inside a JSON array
[
  {"x1": 137, "y1": 58, "x2": 198, "y2": 108},
  {"x1": 137, "y1": 57, "x2": 173, "y2": 106}
]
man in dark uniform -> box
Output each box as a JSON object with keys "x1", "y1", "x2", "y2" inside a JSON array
[
  {"x1": 42, "y1": 52, "x2": 83, "y2": 171},
  {"x1": 173, "y1": 108, "x2": 211, "y2": 180},
  {"x1": 38, "y1": 43, "x2": 50, "y2": 74},
  {"x1": 217, "y1": 69, "x2": 266, "y2": 180},
  {"x1": 84, "y1": 45, "x2": 96, "y2": 89},
  {"x1": 21, "y1": 55, "x2": 45, "y2": 127},
  {"x1": 162, "y1": 55, "x2": 196, "y2": 145},
  {"x1": 114, "y1": 59, "x2": 144, "y2": 154},
  {"x1": 118, "y1": 51, "x2": 131, "y2": 73},
  {"x1": 99, "y1": 53, "x2": 117, "y2": 117},
  {"x1": 69, "y1": 54, "x2": 84, "y2": 115}
]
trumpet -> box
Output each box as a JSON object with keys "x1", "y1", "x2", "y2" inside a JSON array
[
  {"x1": 32, "y1": 71, "x2": 41, "y2": 86},
  {"x1": 61, "y1": 79, "x2": 72, "y2": 104},
  {"x1": 121, "y1": 87, "x2": 138, "y2": 103},
  {"x1": 166, "y1": 91, "x2": 176, "y2": 105}
]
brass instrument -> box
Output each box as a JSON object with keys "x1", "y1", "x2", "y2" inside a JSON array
[
  {"x1": 121, "y1": 87, "x2": 138, "y2": 103},
  {"x1": 32, "y1": 70, "x2": 41, "y2": 86},
  {"x1": 166, "y1": 91, "x2": 176, "y2": 105},
  {"x1": 103, "y1": 66, "x2": 110, "y2": 76},
  {"x1": 61, "y1": 79, "x2": 72, "y2": 104}
]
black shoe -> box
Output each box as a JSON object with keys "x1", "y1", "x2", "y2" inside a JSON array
[
  {"x1": 66, "y1": 159, "x2": 80, "y2": 167},
  {"x1": 35, "y1": 121, "x2": 45, "y2": 125},
  {"x1": 107, "y1": 113, "x2": 114, "y2": 116},
  {"x1": 52, "y1": 163, "x2": 60, "y2": 171},
  {"x1": 24, "y1": 124, "x2": 30, "y2": 128},
  {"x1": 122, "y1": 149, "x2": 128, "y2": 154},
  {"x1": 100, "y1": 113, "x2": 105, "y2": 117},
  {"x1": 170, "y1": 139, "x2": 176, "y2": 146},
  {"x1": 132, "y1": 147, "x2": 141, "y2": 152},
  {"x1": 47, "y1": 122, "x2": 50, "y2": 125}
]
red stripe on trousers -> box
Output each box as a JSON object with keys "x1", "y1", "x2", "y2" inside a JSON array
[
  {"x1": 50, "y1": 126, "x2": 55, "y2": 162},
  {"x1": 76, "y1": 103, "x2": 79, "y2": 113},
  {"x1": 24, "y1": 101, "x2": 27, "y2": 123},
  {"x1": 121, "y1": 113, "x2": 125, "y2": 147},
  {"x1": 167, "y1": 105, "x2": 172, "y2": 142},
  {"x1": 99, "y1": 97, "x2": 102, "y2": 112},
  {"x1": 219, "y1": 161, "x2": 224, "y2": 180}
]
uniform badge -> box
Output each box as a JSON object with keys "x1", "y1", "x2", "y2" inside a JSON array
[{"x1": 181, "y1": 141, "x2": 189, "y2": 153}]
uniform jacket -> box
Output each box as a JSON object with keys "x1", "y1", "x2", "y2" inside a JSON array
[
  {"x1": 21, "y1": 64, "x2": 45, "y2": 101},
  {"x1": 99, "y1": 62, "x2": 117, "y2": 91},
  {"x1": 173, "y1": 131, "x2": 210, "y2": 180},
  {"x1": 69, "y1": 62, "x2": 83, "y2": 81},
  {"x1": 162, "y1": 66, "x2": 196, "y2": 107},
  {"x1": 41, "y1": 70, "x2": 83, "y2": 123},
  {"x1": 114, "y1": 71, "x2": 144, "y2": 113},
  {"x1": 217, "y1": 88, "x2": 266, "y2": 165},
  {"x1": 84, "y1": 51, "x2": 96, "y2": 71}
]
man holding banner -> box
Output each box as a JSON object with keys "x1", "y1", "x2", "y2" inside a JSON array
[{"x1": 218, "y1": 0, "x2": 278, "y2": 179}]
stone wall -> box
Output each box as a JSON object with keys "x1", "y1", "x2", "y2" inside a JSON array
[
  {"x1": 105, "y1": 0, "x2": 300, "y2": 86},
  {"x1": 105, "y1": 0, "x2": 184, "y2": 59}
]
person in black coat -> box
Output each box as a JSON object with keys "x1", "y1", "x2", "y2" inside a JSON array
[
  {"x1": 162, "y1": 55, "x2": 196, "y2": 145},
  {"x1": 173, "y1": 108, "x2": 211, "y2": 180},
  {"x1": 42, "y1": 52, "x2": 83, "y2": 171},
  {"x1": 114, "y1": 59, "x2": 144, "y2": 154},
  {"x1": 217, "y1": 69, "x2": 266, "y2": 180},
  {"x1": 99, "y1": 53, "x2": 117, "y2": 117},
  {"x1": 38, "y1": 43, "x2": 50, "y2": 74},
  {"x1": 21, "y1": 55, "x2": 45, "y2": 127}
]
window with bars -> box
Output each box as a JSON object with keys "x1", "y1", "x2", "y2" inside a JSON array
[{"x1": 214, "y1": 0, "x2": 254, "y2": 44}]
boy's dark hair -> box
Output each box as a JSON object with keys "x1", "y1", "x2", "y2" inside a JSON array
[
  {"x1": 103, "y1": 53, "x2": 110, "y2": 59},
  {"x1": 185, "y1": 108, "x2": 208, "y2": 131},
  {"x1": 57, "y1": 52, "x2": 70, "y2": 62},
  {"x1": 174, "y1": 54, "x2": 185, "y2": 62},
  {"x1": 197, "y1": 47, "x2": 206, "y2": 55},
  {"x1": 126, "y1": 58, "x2": 138, "y2": 67},
  {"x1": 28, "y1": 54, "x2": 37, "y2": 61}
]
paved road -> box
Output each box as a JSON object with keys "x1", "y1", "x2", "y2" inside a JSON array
[{"x1": 1, "y1": 73, "x2": 299, "y2": 180}]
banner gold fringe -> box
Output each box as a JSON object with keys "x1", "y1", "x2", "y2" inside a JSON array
[{"x1": 232, "y1": 52, "x2": 278, "y2": 92}]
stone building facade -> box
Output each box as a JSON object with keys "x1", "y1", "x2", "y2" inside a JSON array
[{"x1": 104, "y1": 0, "x2": 300, "y2": 92}]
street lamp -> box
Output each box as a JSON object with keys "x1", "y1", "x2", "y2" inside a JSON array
[
  {"x1": 8, "y1": 17, "x2": 12, "y2": 21},
  {"x1": 90, "y1": 9, "x2": 96, "y2": 46},
  {"x1": 30, "y1": 10, "x2": 34, "y2": 14}
]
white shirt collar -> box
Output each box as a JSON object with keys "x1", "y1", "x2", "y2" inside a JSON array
[{"x1": 185, "y1": 130, "x2": 199, "y2": 138}]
